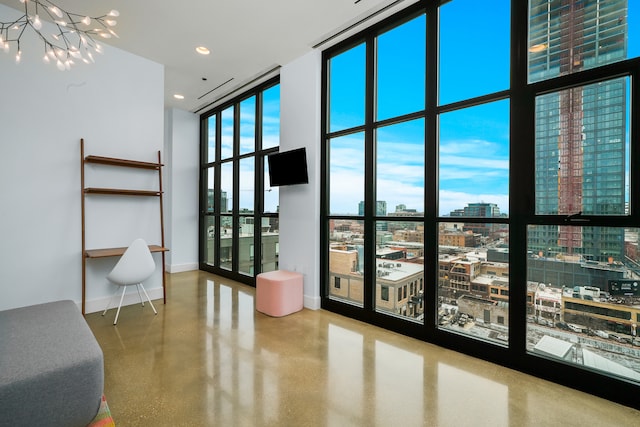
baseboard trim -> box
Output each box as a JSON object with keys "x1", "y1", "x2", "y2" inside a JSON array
[
  {"x1": 166, "y1": 262, "x2": 199, "y2": 273},
  {"x1": 304, "y1": 295, "x2": 321, "y2": 310}
]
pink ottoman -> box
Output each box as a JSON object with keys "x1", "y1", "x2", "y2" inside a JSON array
[{"x1": 256, "y1": 270, "x2": 303, "y2": 317}]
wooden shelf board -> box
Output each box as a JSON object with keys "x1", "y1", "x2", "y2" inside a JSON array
[
  {"x1": 84, "y1": 188, "x2": 161, "y2": 196},
  {"x1": 85, "y1": 155, "x2": 162, "y2": 169},
  {"x1": 85, "y1": 245, "x2": 169, "y2": 258}
]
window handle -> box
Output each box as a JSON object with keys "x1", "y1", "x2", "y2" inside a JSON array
[{"x1": 564, "y1": 211, "x2": 589, "y2": 223}]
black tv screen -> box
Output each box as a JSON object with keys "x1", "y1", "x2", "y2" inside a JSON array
[{"x1": 268, "y1": 148, "x2": 309, "y2": 187}]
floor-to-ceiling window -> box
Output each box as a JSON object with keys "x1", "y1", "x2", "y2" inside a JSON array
[
  {"x1": 322, "y1": 0, "x2": 640, "y2": 409},
  {"x1": 200, "y1": 78, "x2": 280, "y2": 285}
]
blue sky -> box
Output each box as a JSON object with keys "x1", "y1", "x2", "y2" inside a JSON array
[
  {"x1": 329, "y1": 2, "x2": 510, "y2": 216},
  {"x1": 327, "y1": 0, "x2": 638, "y2": 217}
]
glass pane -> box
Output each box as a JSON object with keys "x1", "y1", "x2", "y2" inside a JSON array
[
  {"x1": 328, "y1": 219, "x2": 365, "y2": 307},
  {"x1": 239, "y1": 157, "x2": 254, "y2": 213},
  {"x1": 527, "y1": 226, "x2": 640, "y2": 384},
  {"x1": 220, "y1": 215, "x2": 233, "y2": 270},
  {"x1": 376, "y1": 119, "x2": 424, "y2": 213},
  {"x1": 438, "y1": 223, "x2": 510, "y2": 346},
  {"x1": 207, "y1": 115, "x2": 216, "y2": 163},
  {"x1": 438, "y1": 100, "x2": 510, "y2": 217},
  {"x1": 375, "y1": 221, "x2": 424, "y2": 324},
  {"x1": 439, "y1": 0, "x2": 510, "y2": 105},
  {"x1": 221, "y1": 162, "x2": 233, "y2": 214},
  {"x1": 329, "y1": 132, "x2": 365, "y2": 216},
  {"x1": 204, "y1": 215, "x2": 215, "y2": 266},
  {"x1": 632, "y1": 1, "x2": 640, "y2": 59},
  {"x1": 263, "y1": 155, "x2": 279, "y2": 213},
  {"x1": 262, "y1": 84, "x2": 280, "y2": 150},
  {"x1": 261, "y1": 218, "x2": 279, "y2": 273},
  {"x1": 206, "y1": 166, "x2": 214, "y2": 212},
  {"x1": 535, "y1": 78, "x2": 629, "y2": 216},
  {"x1": 528, "y1": 0, "x2": 636, "y2": 83},
  {"x1": 376, "y1": 14, "x2": 426, "y2": 121},
  {"x1": 238, "y1": 216, "x2": 254, "y2": 276},
  {"x1": 221, "y1": 106, "x2": 234, "y2": 159},
  {"x1": 239, "y1": 96, "x2": 256, "y2": 155},
  {"x1": 329, "y1": 43, "x2": 366, "y2": 133}
]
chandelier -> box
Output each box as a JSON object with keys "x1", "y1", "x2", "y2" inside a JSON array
[{"x1": 0, "y1": 0, "x2": 119, "y2": 70}]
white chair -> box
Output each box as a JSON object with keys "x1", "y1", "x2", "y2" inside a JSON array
[{"x1": 102, "y1": 238, "x2": 158, "y2": 325}]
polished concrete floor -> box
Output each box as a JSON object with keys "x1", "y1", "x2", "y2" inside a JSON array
[{"x1": 85, "y1": 271, "x2": 640, "y2": 426}]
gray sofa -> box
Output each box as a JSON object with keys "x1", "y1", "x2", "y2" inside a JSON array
[{"x1": 0, "y1": 300, "x2": 104, "y2": 427}]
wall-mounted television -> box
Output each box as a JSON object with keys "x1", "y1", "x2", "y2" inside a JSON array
[{"x1": 267, "y1": 147, "x2": 309, "y2": 187}]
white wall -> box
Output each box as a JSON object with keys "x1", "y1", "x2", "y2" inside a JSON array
[
  {"x1": 0, "y1": 4, "x2": 165, "y2": 313},
  {"x1": 164, "y1": 108, "x2": 200, "y2": 273},
  {"x1": 0, "y1": 4, "x2": 325, "y2": 313},
  {"x1": 279, "y1": 50, "x2": 322, "y2": 309}
]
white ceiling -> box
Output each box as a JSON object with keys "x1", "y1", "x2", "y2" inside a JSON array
[{"x1": 0, "y1": 0, "x2": 415, "y2": 113}]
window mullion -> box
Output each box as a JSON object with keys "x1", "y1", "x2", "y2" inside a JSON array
[
  {"x1": 363, "y1": 33, "x2": 377, "y2": 313},
  {"x1": 423, "y1": 3, "x2": 438, "y2": 337}
]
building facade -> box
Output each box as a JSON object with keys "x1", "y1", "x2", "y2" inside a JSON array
[{"x1": 529, "y1": 0, "x2": 628, "y2": 262}]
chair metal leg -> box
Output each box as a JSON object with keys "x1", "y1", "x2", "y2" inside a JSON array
[
  {"x1": 136, "y1": 284, "x2": 145, "y2": 306},
  {"x1": 138, "y1": 284, "x2": 157, "y2": 315},
  {"x1": 102, "y1": 286, "x2": 121, "y2": 316},
  {"x1": 113, "y1": 286, "x2": 127, "y2": 325}
]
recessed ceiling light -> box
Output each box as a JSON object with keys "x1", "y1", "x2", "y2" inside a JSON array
[
  {"x1": 196, "y1": 46, "x2": 210, "y2": 55},
  {"x1": 173, "y1": 94, "x2": 185, "y2": 100}
]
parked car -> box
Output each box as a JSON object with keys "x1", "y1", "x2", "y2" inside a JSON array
[
  {"x1": 536, "y1": 318, "x2": 549, "y2": 326},
  {"x1": 556, "y1": 322, "x2": 570, "y2": 330},
  {"x1": 594, "y1": 330, "x2": 609, "y2": 339},
  {"x1": 568, "y1": 323, "x2": 585, "y2": 333}
]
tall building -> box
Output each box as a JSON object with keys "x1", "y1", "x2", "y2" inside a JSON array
[
  {"x1": 447, "y1": 202, "x2": 501, "y2": 237},
  {"x1": 358, "y1": 200, "x2": 388, "y2": 216},
  {"x1": 359, "y1": 200, "x2": 389, "y2": 231},
  {"x1": 529, "y1": 0, "x2": 628, "y2": 261}
]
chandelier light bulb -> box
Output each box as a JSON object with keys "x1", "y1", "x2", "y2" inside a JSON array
[
  {"x1": 55, "y1": 20, "x2": 67, "y2": 27},
  {"x1": 82, "y1": 16, "x2": 91, "y2": 26},
  {"x1": 108, "y1": 10, "x2": 120, "y2": 17},
  {"x1": 43, "y1": 54, "x2": 49, "y2": 63},
  {"x1": 15, "y1": 50, "x2": 21, "y2": 63},
  {"x1": 105, "y1": 20, "x2": 117, "y2": 27},
  {"x1": 32, "y1": 15, "x2": 42, "y2": 30},
  {"x1": 56, "y1": 60, "x2": 65, "y2": 71},
  {"x1": 49, "y1": 6, "x2": 63, "y2": 18}
]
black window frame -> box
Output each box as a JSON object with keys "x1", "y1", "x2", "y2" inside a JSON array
[
  {"x1": 199, "y1": 77, "x2": 280, "y2": 285},
  {"x1": 320, "y1": 0, "x2": 640, "y2": 410}
]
